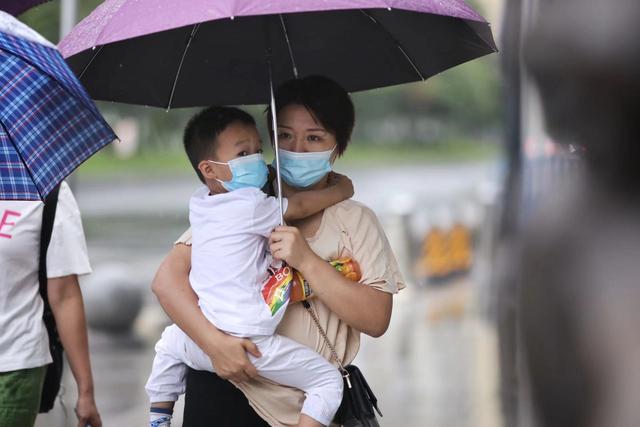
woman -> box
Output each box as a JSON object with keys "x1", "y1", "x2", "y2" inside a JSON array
[{"x1": 151, "y1": 76, "x2": 404, "y2": 426}]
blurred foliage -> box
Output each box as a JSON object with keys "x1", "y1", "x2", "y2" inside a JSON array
[
  {"x1": 352, "y1": 55, "x2": 501, "y2": 134},
  {"x1": 19, "y1": 0, "x2": 502, "y2": 154},
  {"x1": 20, "y1": 0, "x2": 102, "y2": 43},
  {"x1": 78, "y1": 138, "x2": 499, "y2": 179}
]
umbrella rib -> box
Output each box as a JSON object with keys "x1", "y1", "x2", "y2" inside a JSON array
[
  {"x1": 359, "y1": 9, "x2": 425, "y2": 81},
  {"x1": 79, "y1": 45, "x2": 104, "y2": 80},
  {"x1": 167, "y1": 24, "x2": 200, "y2": 110},
  {"x1": 279, "y1": 14, "x2": 299, "y2": 78}
]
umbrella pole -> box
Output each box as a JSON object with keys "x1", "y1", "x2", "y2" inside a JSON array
[{"x1": 268, "y1": 71, "x2": 285, "y2": 226}]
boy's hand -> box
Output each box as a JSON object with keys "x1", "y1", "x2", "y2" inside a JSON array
[
  {"x1": 268, "y1": 165, "x2": 296, "y2": 197},
  {"x1": 328, "y1": 172, "x2": 354, "y2": 199},
  {"x1": 280, "y1": 179, "x2": 295, "y2": 198}
]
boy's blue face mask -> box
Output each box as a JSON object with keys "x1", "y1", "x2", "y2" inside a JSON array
[
  {"x1": 209, "y1": 153, "x2": 268, "y2": 191},
  {"x1": 275, "y1": 146, "x2": 336, "y2": 188}
]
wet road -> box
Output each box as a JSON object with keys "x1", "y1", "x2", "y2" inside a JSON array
[{"x1": 35, "y1": 162, "x2": 502, "y2": 427}]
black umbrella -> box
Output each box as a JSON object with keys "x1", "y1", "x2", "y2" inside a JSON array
[
  {"x1": 60, "y1": 0, "x2": 497, "y2": 221},
  {"x1": 60, "y1": 1, "x2": 497, "y2": 108}
]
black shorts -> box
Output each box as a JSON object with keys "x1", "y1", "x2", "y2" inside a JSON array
[{"x1": 183, "y1": 368, "x2": 269, "y2": 427}]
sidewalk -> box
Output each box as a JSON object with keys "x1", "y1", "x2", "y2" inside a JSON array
[
  {"x1": 35, "y1": 162, "x2": 501, "y2": 426},
  {"x1": 36, "y1": 279, "x2": 501, "y2": 427}
]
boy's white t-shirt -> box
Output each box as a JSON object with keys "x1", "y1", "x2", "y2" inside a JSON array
[
  {"x1": 189, "y1": 186, "x2": 289, "y2": 336},
  {"x1": 0, "y1": 182, "x2": 91, "y2": 371}
]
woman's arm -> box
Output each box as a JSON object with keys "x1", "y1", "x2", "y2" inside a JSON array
[
  {"x1": 269, "y1": 226, "x2": 393, "y2": 337},
  {"x1": 48, "y1": 275, "x2": 101, "y2": 427},
  {"x1": 151, "y1": 244, "x2": 262, "y2": 382}
]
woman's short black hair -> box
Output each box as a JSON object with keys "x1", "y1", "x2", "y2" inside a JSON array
[
  {"x1": 183, "y1": 106, "x2": 255, "y2": 183},
  {"x1": 268, "y1": 76, "x2": 355, "y2": 156}
]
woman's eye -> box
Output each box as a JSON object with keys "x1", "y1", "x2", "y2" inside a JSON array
[
  {"x1": 308, "y1": 135, "x2": 322, "y2": 142},
  {"x1": 239, "y1": 151, "x2": 249, "y2": 156},
  {"x1": 278, "y1": 132, "x2": 291, "y2": 139}
]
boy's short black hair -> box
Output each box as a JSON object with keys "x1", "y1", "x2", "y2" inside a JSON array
[
  {"x1": 183, "y1": 106, "x2": 256, "y2": 183},
  {"x1": 268, "y1": 76, "x2": 355, "y2": 156}
]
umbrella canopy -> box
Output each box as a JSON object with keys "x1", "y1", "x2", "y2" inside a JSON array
[
  {"x1": 0, "y1": 12, "x2": 116, "y2": 200},
  {"x1": 59, "y1": 0, "x2": 497, "y2": 108},
  {"x1": 0, "y1": 0, "x2": 51, "y2": 17}
]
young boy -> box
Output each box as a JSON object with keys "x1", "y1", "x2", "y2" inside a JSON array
[{"x1": 145, "y1": 107, "x2": 350, "y2": 427}]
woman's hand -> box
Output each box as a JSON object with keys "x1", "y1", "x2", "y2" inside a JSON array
[
  {"x1": 205, "y1": 332, "x2": 262, "y2": 383},
  {"x1": 327, "y1": 171, "x2": 354, "y2": 200},
  {"x1": 75, "y1": 393, "x2": 101, "y2": 427},
  {"x1": 269, "y1": 226, "x2": 322, "y2": 272},
  {"x1": 270, "y1": 227, "x2": 393, "y2": 337}
]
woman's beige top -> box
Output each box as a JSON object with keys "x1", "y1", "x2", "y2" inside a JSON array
[{"x1": 175, "y1": 199, "x2": 405, "y2": 426}]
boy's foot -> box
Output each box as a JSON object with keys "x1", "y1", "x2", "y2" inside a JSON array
[
  {"x1": 150, "y1": 415, "x2": 171, "y2": 427},
  {"x1": 150, "y1": 406, "x2": 173, "y2": 427}
]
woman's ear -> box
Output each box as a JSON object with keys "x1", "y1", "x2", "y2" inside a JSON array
[
  {"x1": 330, "y1": 148, "x2": 340, "y2": 164},
  {"x1": 198, "y1": 160, "x2": 218, "y2": 180}
]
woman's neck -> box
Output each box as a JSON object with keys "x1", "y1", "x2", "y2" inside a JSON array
[
  {"x1": 297, "y1": 175, "x2": 330, "y2": 192},
  {"x1": 286, "y1": 174, "x2": 330, "y2": 236}
]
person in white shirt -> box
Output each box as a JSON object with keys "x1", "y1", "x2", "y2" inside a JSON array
[
  {"x1": 0, "y1": 181, "x2": 101, "y2": 427},
  {"x1": 145, "y1": 107, "x2": 352, "y2": 427}
]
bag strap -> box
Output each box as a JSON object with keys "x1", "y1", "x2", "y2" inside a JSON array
[
  {"x1": 302, "y1": 301, "x2": 349, "y2": 378},
  {"x1": 39, "y1": 185, "x2": 61, "y2": 300}
]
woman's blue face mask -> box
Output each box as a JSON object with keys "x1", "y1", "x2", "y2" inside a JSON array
[
  {"x1": 275, "y1": 146, "x2": 336, "y2": 188},
  {"x1": 209, "y1": 153, "x2": 268, "y2": 191}
]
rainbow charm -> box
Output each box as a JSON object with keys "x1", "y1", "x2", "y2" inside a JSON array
[{"x1": 261, "y1": 265, "x2": 293, "y2": 316}]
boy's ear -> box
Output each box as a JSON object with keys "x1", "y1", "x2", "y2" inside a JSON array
[
  {"x1": 198, "y1": 160, "x2": 217, "y2": 180},
  {"x1": 267, "y1": 164, "x2": 276, "y2": 182}
]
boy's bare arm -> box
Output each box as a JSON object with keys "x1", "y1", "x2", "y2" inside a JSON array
[{"x1": 283, "y1": 172, "x2": 354, "y2": 221}]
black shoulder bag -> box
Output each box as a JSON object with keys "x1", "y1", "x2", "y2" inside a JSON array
[
  {"x1": 38, "y1": 184, "x2": 64, "y2": 413},
  {"x1": 302, "y1": 301, "x2": 383, "y2": 427}
]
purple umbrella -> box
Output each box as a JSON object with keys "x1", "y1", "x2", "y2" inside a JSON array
[
  {"x1": 59, "y1": 0, "x2": 495, "y2": 108},
  {"x1": 0, "y1": 0, "x2": 51, "y2": 16},
  {"x1": 60, "y1": 0, "x2": 496, "y2": 221}
]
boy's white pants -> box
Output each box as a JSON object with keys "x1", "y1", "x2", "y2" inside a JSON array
[{"x1": 145, "y1": 325, "x2": 343, "y2": 426}]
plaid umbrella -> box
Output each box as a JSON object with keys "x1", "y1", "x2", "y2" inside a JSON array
[{"x1": 0, "y1": 12, "x2": 116, "y2": 200}]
